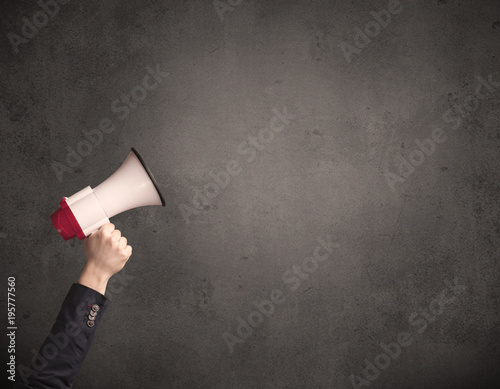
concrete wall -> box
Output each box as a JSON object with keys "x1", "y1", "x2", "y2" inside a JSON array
[{"x1": 1, "y1": 0, "x2": 499, "y2": 387}]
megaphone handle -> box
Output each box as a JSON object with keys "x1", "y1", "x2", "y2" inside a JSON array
[{"x1": 79, "y1": 218, "x2": 110, "y2": 240}]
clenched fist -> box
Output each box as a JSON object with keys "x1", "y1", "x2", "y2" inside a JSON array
[{"x1": 78, "y1": 223, "x2": 132, "y2": 295}]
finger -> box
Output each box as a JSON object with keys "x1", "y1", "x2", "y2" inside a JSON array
[
  {"x1": 111, "y1": 229, "x2": 121, "y2": 242},
  {"x1": 125, "y1": 245, "x2": 132, "y2": 258},
  {"x1": 118, "y1": 236, "x2": 127, "y2": 249},
  {"x1": 100, "y1": 223, "x2": 115, "y2": 235}
]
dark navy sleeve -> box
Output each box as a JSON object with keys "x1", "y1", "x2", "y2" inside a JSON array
[{"x1": 13, "y1": 283, "x2": 109, "y2": 388}]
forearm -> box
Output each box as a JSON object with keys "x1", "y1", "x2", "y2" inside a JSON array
[
  {"x1": 14, "y1": 284, "x2": 109, "y2": 388},
  {"x1": 14, "y1": 223, "x2": 129, "y2": 388},
  {"x1": 78, "y1": 263, "x2": 110, "y2": 295}
]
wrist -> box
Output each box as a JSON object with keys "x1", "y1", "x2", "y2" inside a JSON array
[{"x1": 78, "y1": 263, "x2": 110, "y2": 295}]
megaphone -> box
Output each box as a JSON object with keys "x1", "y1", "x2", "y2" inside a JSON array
[{"x1": 51, "y1": 147, "x2": 165, "y2": 240}]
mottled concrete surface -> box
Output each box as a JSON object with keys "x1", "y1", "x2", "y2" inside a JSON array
[{"x1": 1, "y1": 0, "x2": 499, "y2": 388}]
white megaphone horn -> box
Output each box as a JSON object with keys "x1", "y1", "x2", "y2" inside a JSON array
[{"x1": 51, "y1": 147, "x2": 165, "y2": 240}]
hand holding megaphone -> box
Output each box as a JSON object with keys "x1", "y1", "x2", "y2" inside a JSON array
[
  {"x1": 78, "y1": 223, "x2": 132, "y2": 294},
  {"x1": 51, "y1": 148, "x2": 165, "y2": 240}
]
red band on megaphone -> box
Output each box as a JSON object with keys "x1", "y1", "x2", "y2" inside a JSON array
[{"x1": 50, "y1": 198, "x2": 86, "y2": 240}]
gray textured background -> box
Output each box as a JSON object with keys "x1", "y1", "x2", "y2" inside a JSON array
[{"x1": 1, "y1": 0, "x2": 499, "y2": 388}]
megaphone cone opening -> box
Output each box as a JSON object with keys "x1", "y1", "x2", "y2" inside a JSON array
[{"x1": 130, "y1": 147, "x2": 166, "y2": 207}]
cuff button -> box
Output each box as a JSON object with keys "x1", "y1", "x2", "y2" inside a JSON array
[
  {"x1": 91, "y1": 304, "x2": 100, "y2": 312},
  {"x1": 87, "y1": 320, "x2": 95, "y2": 328}
]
